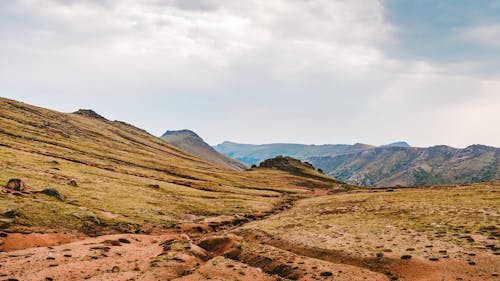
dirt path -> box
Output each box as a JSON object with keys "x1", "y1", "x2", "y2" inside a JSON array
[
  {"x1": 0, "y1": 191, "x2": 407, "y2": 281},
  {"x1": 0, "y1": 194, "x2": 302, "y2": 280}
]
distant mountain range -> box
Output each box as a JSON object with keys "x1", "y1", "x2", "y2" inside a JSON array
[
  {"x1": 214, "y1": 141, "x2": 410, "y2": 166},
  {"x1": 308, "y1": 144, "x2": 499, "y2": 187},
  {"x1": 214, "y1": 141, "x2": 499, "y2": 187},
  {"x1": 161, "y1": 130, "x2": 248, "y2": 171},
  {"x1": 214, "y1": 141, "x2": 377, "y2": 166}
]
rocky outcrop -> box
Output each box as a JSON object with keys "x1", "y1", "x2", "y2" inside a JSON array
[
  {"x1": 257, "y1": 155, "x2": 341, "y2": 184},
  {"x1": 73, "y1": 109, "x2": 107, "y2": 121}
]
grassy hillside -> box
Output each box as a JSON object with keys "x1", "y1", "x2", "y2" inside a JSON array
[
  {"x1": 308, "y1": 145, "x2": 499, "y2": 187},
  {"x1": 0, "y1": 98, "x2": 343, "y2": 234},
  {"x1": 161, "y1": 130, "x2": 248, "y2": 171}
]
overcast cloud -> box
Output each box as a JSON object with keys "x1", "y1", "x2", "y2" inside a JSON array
[{"x1": 1, "y1": 0, "x2": 499, "y2": 147}]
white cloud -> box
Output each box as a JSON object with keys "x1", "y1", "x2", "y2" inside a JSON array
[
  {"x1": 460, "y1": 24, "x2": 500, "y2": 47},
  {"x1": 0, "y1": 0, "x2": 499, "y2": 147}
]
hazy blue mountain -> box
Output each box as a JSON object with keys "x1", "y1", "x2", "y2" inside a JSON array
[
  {"x1": 214, "y1": 141, "x2": 374, "y2": 166},
  {"x1": 382, "y1": 141, "x2": 411, "y2": 147}
]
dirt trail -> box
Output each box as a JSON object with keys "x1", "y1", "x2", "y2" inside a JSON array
[
  {"x1": 0, "y1": 194, "x2": 302, "y2": 280},
  {"x1": 0, "y1": 190, "x2": 422, "y2": 281}
]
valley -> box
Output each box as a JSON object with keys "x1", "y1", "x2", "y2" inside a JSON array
[
  {"x1": 2, "y1": 1, "x2": 499, "y2": 280},
  {"x1": 0, "y1": 98, "x2": 498, "y2": 281}
]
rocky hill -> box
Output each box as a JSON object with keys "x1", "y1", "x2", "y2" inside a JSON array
[
  {"x1": 308, "y1": 145, "x2": 499, "y2": 187},
  {"x1": 256, "y1": 155, "x2": 342, "y2": 185},
  {"x1": 161, "y1": 130, "x2": 247, "y2": 171}
]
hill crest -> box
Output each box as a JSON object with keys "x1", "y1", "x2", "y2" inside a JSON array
[{"x1": 256, "y1": 155, "x2": 341, "y2": 185}]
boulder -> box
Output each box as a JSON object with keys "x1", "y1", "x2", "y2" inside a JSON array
[
  {"x1": 6, "y1": 179, "x2": 26, "y2": 191},
  {"x1": 190, "y1": 243, "x2": 211, "y2": 261}
]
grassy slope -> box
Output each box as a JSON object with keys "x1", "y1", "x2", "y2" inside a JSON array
[
  {"x1": 245, "y1": 181, "x2": 500, "y2": 259},
  {"x1": 0, "y1": 98, "x2": 341, "y2": 233}
]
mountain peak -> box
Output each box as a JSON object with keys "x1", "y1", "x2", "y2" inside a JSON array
[
  {"x1": 382, "y1": 141, "x2": 411, "y2": 147},
  {"x1": 161, "y1": 129, "x2": 200, "y2": 139},
  {"x1": 161, "y1": 129, "x2": 248, "y2": 171}
]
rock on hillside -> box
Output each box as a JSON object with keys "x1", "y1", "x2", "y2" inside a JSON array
[
  {"x1": 73, "y1": 109, "x2": 108, "y2": 121},
  {"x1": 161, "y1": 130, "x2": 248, "y2": 171}
]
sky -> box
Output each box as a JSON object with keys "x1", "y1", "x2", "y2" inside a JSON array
[{"x1": 1, "y1": 0, "x2": 499, "y2": 148}]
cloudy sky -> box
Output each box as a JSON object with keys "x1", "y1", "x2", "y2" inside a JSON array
[{"x1": 1, "y1": 0, "x2": 499, "y2": 148}]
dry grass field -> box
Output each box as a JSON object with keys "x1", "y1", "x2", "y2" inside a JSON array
[{"x1": 243, "y1": 182, "x2": 500, "y2": 280}]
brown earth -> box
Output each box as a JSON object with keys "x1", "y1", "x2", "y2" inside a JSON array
[
  {"x1": 0, "y1": 232, "x2": 83, "y2": 252},
  {"x1": 0, "y1": 191, "x2": 385, "y2": 281},
  {"x1": 1, "y1": 186, "x2": 499, "y2": 280},
  {"x1": 236, "y1": 229, "x2": 500, "y2": 281}
]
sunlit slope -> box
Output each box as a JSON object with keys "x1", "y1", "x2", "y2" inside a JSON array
[{"x1": 0, "y1": 98, "x2": 341, "y2": 232}]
